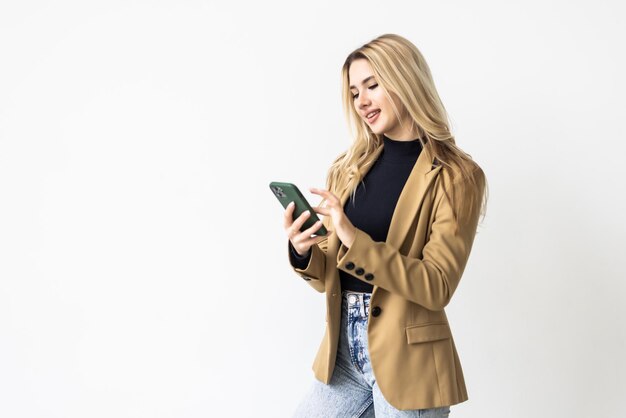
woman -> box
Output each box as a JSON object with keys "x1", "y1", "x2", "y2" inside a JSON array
[{"x1": 283, "y1": 34, "x2": 488, "y2": 417}]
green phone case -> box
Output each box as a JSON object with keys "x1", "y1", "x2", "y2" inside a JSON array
[{"x1": 269, "y1": 181, "x2": 328, "y2": 236}]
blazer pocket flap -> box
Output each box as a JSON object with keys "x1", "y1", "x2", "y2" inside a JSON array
[{"x1": 406, "y1": 322, "x2": 451, "y2": 344}]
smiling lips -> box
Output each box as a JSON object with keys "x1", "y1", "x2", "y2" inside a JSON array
[{"x1": 366, "y1": 109, "x2": 381, "y2": 123}]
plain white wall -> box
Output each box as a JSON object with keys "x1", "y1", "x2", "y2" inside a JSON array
[{"x1": 1, "y1": 1, "x2": 625, "y2": 417}]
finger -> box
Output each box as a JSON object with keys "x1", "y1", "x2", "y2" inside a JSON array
[
  {"x1": 310, "y1": 187, "x2": 339, "y2": 204},
  {"x1": 301, "y1": 219, "x2": 324, "y2": 238},
  {"x1": 283, "y1": 201, "x2": 295, "y2": 228},
  {"x1": 299, "y1": 230, "x2": 333, "y2": 248},
  {"x1": 313, "y1": 206, "x2": 331, "y2": 216},
  {"x1": 313, "y1": 228, "x2": 333, "y2": 241},
  {"x1": 289, "y1": 210, "x2": 312, "y2": 238},
  {"x1": 309, "y1": 187, "x2": 326, "y2": 197}
]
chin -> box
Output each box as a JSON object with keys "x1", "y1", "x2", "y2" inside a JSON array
[
  {"x1": 370, "y1": 125, "x2": 387, "y2": 136},
  {"x1": 365, "y1": 121, "x2": 385, "y2": 135}
]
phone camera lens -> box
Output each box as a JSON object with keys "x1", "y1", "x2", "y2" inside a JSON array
[{"x1": 272, "y1": 186, "x2": 286, "y2": 198}]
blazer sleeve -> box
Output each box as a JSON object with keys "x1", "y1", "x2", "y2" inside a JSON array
[
  {"x1": 287, "y1": 215, "x2": 332, "y2": 293},
  {"x1": 289, "y1": 241, "x2": 311, "y2": 269},
  {"x1": 335, "y1": 168, "x2": 485, "y2": 310}
]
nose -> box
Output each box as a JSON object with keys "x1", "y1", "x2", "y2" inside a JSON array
[{"x1": 356, "y1": 90, "x2": 371, "y2": 109}]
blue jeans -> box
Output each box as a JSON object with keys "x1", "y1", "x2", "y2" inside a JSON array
[{"x1": 292, "y1": 290, "x2": 451, "y2": 417}]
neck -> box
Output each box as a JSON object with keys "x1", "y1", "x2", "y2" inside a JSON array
[
  {"x1": 379, "y1": 134, "x2": 423, "y2": 163},
  {"x1": 382, "y1": 124, "x2": 421, "y2": 141}
]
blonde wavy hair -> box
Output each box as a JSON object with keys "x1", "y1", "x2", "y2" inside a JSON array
[{"x1": 323, "y1": 33, "x2": 488, "y2": 230}]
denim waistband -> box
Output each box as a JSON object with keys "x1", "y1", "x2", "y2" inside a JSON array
[
  {"x1": 341, "y1": 290, "x2": 372, "y2": 299},
  {"x1": 342, "y1": 290, "x2": 371, "y2": 317}
]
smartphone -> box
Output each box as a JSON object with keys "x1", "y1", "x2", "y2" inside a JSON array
[{"x1": 269, "y1": 181, "x2": 328, "y2": 236}]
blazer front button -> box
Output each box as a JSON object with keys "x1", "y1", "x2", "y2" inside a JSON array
[
  {"x1": 371, "y1": 306, "x2": 382, "y2": 317},
  {"x1": 364, "y1": 273, "x2": 374, "y2": 281},
  {"x1": 345, "y1": 262, "x2": 355, "y2": 270},
  {"x1": 355, "y1": 267, "x2": 365, "y2": 275}
]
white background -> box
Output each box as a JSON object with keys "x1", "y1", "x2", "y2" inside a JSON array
[{"x1": 1, "y1": 1, "x2": 625, "y2": 417}]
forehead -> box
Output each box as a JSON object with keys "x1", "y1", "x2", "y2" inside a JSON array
[{"x1": 348, "y1": 59, "x2": 375, "y2": 88}]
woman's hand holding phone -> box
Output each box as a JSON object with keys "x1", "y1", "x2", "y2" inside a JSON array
[{"x1": 284, "y1": 201, "x2": 333, "y2": 257}]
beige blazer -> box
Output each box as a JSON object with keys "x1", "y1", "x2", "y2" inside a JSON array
[{"x1": 288, "y1": 143, "x2": 485, "y2": 410}]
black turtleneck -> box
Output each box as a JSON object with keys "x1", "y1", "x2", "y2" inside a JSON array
[{"x1": 289, "y1": 134, "x2": 423, "y2": 292}]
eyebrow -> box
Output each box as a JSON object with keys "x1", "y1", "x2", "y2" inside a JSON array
[{"x1": 349, "y1": 75, "x2": 375, "y2": 90}]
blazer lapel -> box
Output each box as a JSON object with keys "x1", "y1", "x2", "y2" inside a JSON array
[{"x1": 386, "y1": 144, "x2": 441, "y2": 249}]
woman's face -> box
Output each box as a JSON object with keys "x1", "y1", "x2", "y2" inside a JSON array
[{"x1": 348, "y1": 59, "x2": 416, "y2": 140}]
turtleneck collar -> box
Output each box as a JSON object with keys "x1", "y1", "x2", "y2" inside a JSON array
[{"x1": 379, "y1": 134, "x2": 423, "y2": 163}]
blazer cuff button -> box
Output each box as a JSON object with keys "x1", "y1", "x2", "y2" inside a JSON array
[
  {"x1": 345, "y1": 262, "x2": 355, "y2": 270},
  {"x1": 364, "y1": 273, "x2": 374, "y2": 281},
  {"x1": 355, "y1": 267, "x2": 365, "y2": 275}
]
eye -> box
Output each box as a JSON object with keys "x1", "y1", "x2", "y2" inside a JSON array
[{"x1": 352, "y1": 84, "x2": 378, "y2": 100}]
